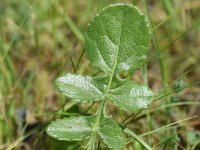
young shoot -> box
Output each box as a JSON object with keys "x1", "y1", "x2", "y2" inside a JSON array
[{"x1": 46, "y1": 3, "x2": 154, "y2": 150}]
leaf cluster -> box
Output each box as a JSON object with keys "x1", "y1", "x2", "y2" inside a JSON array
[{"x1": 46, "y1": 4, "x2": 154, "y2": 150}]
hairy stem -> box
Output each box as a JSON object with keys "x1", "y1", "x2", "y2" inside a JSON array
[
  {"x1": 87, "y1": 101, "x2": 106, "y2": 150},
  {"x1": 93, "y1": 101, "x2": 106, "y2": 131},
  {"x1": 86, "y1": 133, "x2": 96, "y2": 150}
]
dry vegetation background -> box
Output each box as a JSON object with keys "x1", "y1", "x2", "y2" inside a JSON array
[{"x1": 0, "y1": 0, "x2": 200, "y2": 149}]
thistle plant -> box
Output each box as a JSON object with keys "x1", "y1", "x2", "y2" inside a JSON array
[{"x1": 46, "y1": 3, "x2": 154, "y2": 150}]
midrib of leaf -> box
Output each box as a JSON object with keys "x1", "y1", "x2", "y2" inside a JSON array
[
  {"x1": 105, "y1": 12, "x2": 123, "y2": 94},
  {"x1": 94, "y1": 12, "x2": 124, "y2": 127}
]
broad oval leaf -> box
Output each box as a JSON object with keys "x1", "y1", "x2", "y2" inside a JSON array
[
  {"x1": 47, "y1": 116, "x2": 96, "y2": 141},
  {"x1": 98, "y1": 116, "x2": 126, "y2": 150},
  {"x1": 109, "y1": 80, "x2": 154, "y2": 112},
  {"x1": 85, "y1": 4, "x2": 150, "y2": 75},
  {"x1": 55, "y1": 73, "x2": 106, "y2": 102}
]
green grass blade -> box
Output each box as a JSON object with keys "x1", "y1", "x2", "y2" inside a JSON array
[
  {"x1": 140, "y1": 116, "x2": 197, "y2": 137},
  {"x1": 124, "y1": 128, "x2": 152, "y2": 150}
]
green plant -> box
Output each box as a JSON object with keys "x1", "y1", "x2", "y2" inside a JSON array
[{"x1": 46, "y1": 3, "x2": 154, "y2": 150}]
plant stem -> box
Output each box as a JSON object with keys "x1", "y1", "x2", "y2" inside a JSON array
[
  {"x1": 143, "y1": 0, "x2": 168, "y2": 88},
  {"x1": 141, "y1": 64, "x2": 148, "y2": 85},
  {"x1": 86, "y1": 133, "x2": 96, "y2": 150},
  {"x1": 87, "y1": 101, "x2": 106, "y2": 150},
  {"x1": 93, "y1": 101, "x2": 106, "y2": 131}
]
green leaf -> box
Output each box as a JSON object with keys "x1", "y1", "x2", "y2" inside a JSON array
[
  {"x1": 46, "y1": 116, "x2": 95, "y2": 141},
  {"x1": 85, "y1": 4, "x2": 150, "y2": 74},
  {"x1": 55, "y1": 73, "x2": 106, "y2": 102},
  {"x1": 98, "y1": 116, "x2": 126, "y2": 150},
  {"x1": 109, "y1": 80, "x2": 154, "y2": 112}
]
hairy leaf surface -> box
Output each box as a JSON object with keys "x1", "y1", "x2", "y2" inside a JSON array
[
  {"x1": 109, "y1": 80, "x2": 154, "y2": 112},
  {"x1": 47, "y1": 116, "x2": 95, "y2": 141},
  {"x1": 85, "y1": 4, "x2": 150, "y2": 74},
  {"x1": 55, "y1": 73, "x2": 106, "y2": 102},
  {"x1": 98, "y1": 116, "x2": 126, "y2": 150}
]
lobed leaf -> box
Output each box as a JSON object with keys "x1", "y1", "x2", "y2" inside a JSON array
[
  {"x1": 85, "y1": 4, "x2": 150, "y2": 75},
  {"x1": 109, "y1": 80, "x2": 154, "y2": 112},
  {"x1": 46, "y1": 116, "x2": 96, "y2": 141},
  {"x1": 55, "y1": 73, "x2": 106, "y2": 102}
]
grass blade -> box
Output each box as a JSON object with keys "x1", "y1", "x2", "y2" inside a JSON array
[
  {"x1": 124, "y1": 128, "x2": 152, "y2": 150},
  {"x1": 140, "y1": 116, "x2": 197, "y2": 137}
]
